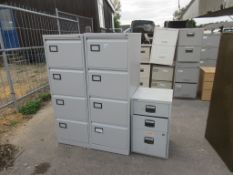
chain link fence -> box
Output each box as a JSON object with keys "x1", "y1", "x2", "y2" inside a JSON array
[{"x1": 0, "y1": 4, "x2": 93, "y2": 111}]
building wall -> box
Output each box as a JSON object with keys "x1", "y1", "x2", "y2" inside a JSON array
[
  {"x1": 182, "y1": 0, "x2": 200, "y2": 20},
  {"x1": 199, "y1": 0, "x2": 223, "y2": 16},
  {"x1": 225, "y1": 0, "x2": 233, "y2": 8}
]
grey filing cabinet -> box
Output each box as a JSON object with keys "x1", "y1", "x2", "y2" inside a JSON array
[
  {"x1": 200, "y1": 33, "x2": 220, "y2": 67},
  {"x1": 131, "y1": 87, "x2": 173, "y2": 158},
  {"x1": 44, "y1": 34, "x2": 89, "y2": 147},
  {"x1": 85, "y1": 33, "x2": 141, "y2": 155},
  {"x1": 174, "y1": 28, "x2": 203, "y2": 98}
]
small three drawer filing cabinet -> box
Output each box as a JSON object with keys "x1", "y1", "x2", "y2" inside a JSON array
[
  {"x1": 44, "y1": 35, "x2": 89, "y2": 147},
  {"x1": 85, "y1": 33, "x2": 140, "y2": 155},
  {"x1": 131, "y1": 87, "x2": 173, "y2": 158}
]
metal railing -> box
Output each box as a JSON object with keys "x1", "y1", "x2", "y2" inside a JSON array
[{"x1": 0, "y1": 4, "x2": 93, "y2": 111}]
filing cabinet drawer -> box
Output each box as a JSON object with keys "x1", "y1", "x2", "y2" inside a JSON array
[
  {"x1": 91, "y1": 123, "x2": 129, "y2": 152},
  {"x1": 178, "y1": 28, "x2": 203, "y2": 46},
  {"x1": 141, "y1": 47, "x2": 150, "y2": 63},
  {"x1": 152, "y1": 66, "x2": 173, "y2": 81},
  {"x1": 200, "y1": 47, "x2": 219, "y2": 60},
  {"x1": 52, "y1": 95, "x2": 88, "y2": 122},
  {"x1": 150, "y1": 45, "x2": 176, "y2": 66},
  {"x1": 175, "y1": 67, "x2": 199, "y2": 83},
  {"x1": 202, "y1": 34, "x2": 220, "y2": 47},
  {"x1": 140, "y1": 64, "x2": 150, "y2": 79},
  {"x1": 86, "y1": 39, "x2": 128, "y2": 70},
  {"x1": 133, "y1": 100, "x2": 170, "y2": 118},
  {"x1": 174, "y1": 83, "x2": 197, "y2": 98},
  {"x1": 140, "y1": 77, "x2": 150, "y2": 87},
  {"x1": 88, "y1": 70, "x2": 128, "y2": 100},
  {"x1": 153, "y1": 28, "x2": 179, "y2": 46},
  {"x1": 45, "y1": 39, "x2": 84, "y2": 69},
  {"x1": 151, "y1": 81, "x2": 172, "y2": 89},
  {"x1": 132, "y1": 124, "x2": 168, "y2": 158},
  {"x1": 56, "y1": 119, "x2": 88, "y2": 146},
  {"x1": 176, "y1": 46, "x2": 201, "y2": 62},
  {"x1": 90, "y1": 98, "x2": 129, "y2": 126},
  {"x1": 200, "y1": 59, "x2": 217, "y2": 67},
  {"x1": 132, "y1": 115, "x2": 168, "y2": 132},
  {"x1": 49, "y1": 69, "x2": 86, "y2": 97}
]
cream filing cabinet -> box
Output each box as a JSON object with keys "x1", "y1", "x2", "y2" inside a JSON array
[
  {"x1": 44, "y1": 33, "x2": 141, "y2": 155},
  {"x1": 131, "y1": 87, "x2": 173, "y2": 158}
]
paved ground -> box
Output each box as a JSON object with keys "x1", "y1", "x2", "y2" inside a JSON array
[{"x1": 0, "y1": 100, "x2": 232, "y2": 175}]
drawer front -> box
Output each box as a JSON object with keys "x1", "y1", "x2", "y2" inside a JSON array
[
  {"x1": 91, "y1": 123, "x2": 129, "y2": 150},
  {"x1": 174, "y1": 83, "x2": 197, "y2": 98},
  {"x1": 150, "y1": 45, "x2": 176, "y2": 66},
  {"x1": 132, "y1": 126, "x2": 168, "y2": 158},
  {"x1": 87, "y1": 39, "x2": 128, "y2": 70},
  {"x1": 141, "y1": 47, "x2": 150, "y2": 63},
  {"x1": 140, "y1": 64, "x2": 150, "y2": 79},
  {"x1": 152, "y1": 66, "x2": 173, "y2": 81},
  {"x1": 132, "y1": 115, "x2": 168, "y2": 132},
  {"x1": 153, "y1": 28, "x2": 179, "y2": 46},
  {"x1": 151, "y1": 81, "x2": 172, "y2": 89},
  {"x1": 56, "y1": 119, "x2": 88, "y2": 146},
  {"x1": 202, "y1": 35, "x2": 220, "y2": 47},
  {"x1": 52, "y1": 96, "x2": 88, "y2": 122},
  {"x1": 133, "y1": 100, "x2": 170, "y2": 118},
  {"x1": 90, "y1": 98, "x2": 129, "y2": 126},
  {"x1": 140, "y1": 77, "x2": 150, "y2": 87},
  {"x1": 49, "y1": 69, "x2": 86, "y2": 97},
  {"x1": 176, "y1": 46, "x2": 201, "y2": 62},
  {"x1": 88, "y1": 71, "x2": 128, "y2": 100},
  {"x1": 200, "y1": 47, "x2": 219, "y2": 60},
  {"x1": 175, "y1": 67, "x2": 199, "y2": 83},
  {"x1": 200, "y1": 59, "x2": 217, "y2": 67},
  {"x1": 45, "y1": 39, "x2": 84, "y2": 69},
  {"x1": 178, "y1": 29, "x2": 203, "y2": 46}
]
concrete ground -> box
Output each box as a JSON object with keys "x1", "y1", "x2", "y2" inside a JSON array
[{"x1": 1, "y1": 100, "x2": 232, "y2": 175}]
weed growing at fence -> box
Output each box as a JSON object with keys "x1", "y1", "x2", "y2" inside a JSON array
[{"x1": 38, "y1": 93, "x2": 51, "y2": 102}]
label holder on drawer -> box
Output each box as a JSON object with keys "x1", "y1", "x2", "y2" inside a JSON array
[
  {"x1": 185, "y1": 48, "x2": 194, "y2": 53},
  {"x1": 93, "y1": 102, "x2": 102, "y2": 109},
  {"x1": 56, "y1": 99, "x2": 64, "y2": 106},
  {"x1": 186, "y1": 32, "x2": 195, "y2": 37},
  {"x1": 145, "y1": 119, "x2": 155, "y2": 128},
  {"x1": 53, "y1": 74, "x2": 61, "y2": 80},
  {"x1": 92, "y1": 75, "x2": 101, "y2": 82},
  {"x1": 49, "y1": 45, "x2": 58, "y2": 52},
  {"x1": 59, "y1": 122, "x2": 67, "y2": 129},
  {"x1": 95, "y1": 127, "x2": 103, "y2": 133},
  {"x1": 144, "y1": 137, "x2": 154, "y2": 144},
  {"x1": 145, "y1": 105, "x2": 156, "y2": 113},
  {"x1": 90, "y1": 44, "x2": 100, "y2": 52}
]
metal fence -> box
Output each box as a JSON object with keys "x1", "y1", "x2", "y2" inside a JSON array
[{"x1": 0, "y1": 4, "x2": 93, "y2": 111}]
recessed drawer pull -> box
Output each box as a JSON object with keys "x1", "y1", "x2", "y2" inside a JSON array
[
  {"x1": 140, "y1": 82, "x2": 143, "y2": 86},
  {"x1": 49, "y1": 45, "x2": 58, "y2": 52},
  {"x1": 92, "y1": 75, "x2": 101, "y2": 82},
  {"x1": 53, "y1": 74, "x2": 61, "y2": 80},
  {"x1": 95, "y1": 127, "x2": 103, "y2": 133},
  {"x1": 187, "y1": 32, "x2": 195, "y2": 37},
  {"x1": 145, "y1": 119, "x2": 155, "y2": 128},
  {"x1": 90, "y1": 44, "x2": 100, "y2": 52},
  {"x1": 93, "y1": 102, "x2": 102, "y2": 109},
  {"x1": 185, "y1": 48, "x2": 194, "y2": 53},
  {"x1": 140, "y1": 68, "x2": 144, "y2": 72},
  {"x1": 144, "y1": 137, "x2": 154, "y2": 144},
  {"x1": 56, "y1": 99, "x2": 64, "y2": 105},
  {"x1": 145, "y1": 105, "x2": 156, "y2": 113},
  {"x1": 59, "y1": 122, "x2": 67, "y2": 129},
  {"x1": 141, "y1": 50, "x2": 146, "y2": 53}
]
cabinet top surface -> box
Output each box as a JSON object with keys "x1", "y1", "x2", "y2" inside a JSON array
[
  {"x1": 132, "y1": 87, "x2": 173, "y2": 103},
  {"x1": 200, "y1": 67, "x2": 216, "y2": 73}
]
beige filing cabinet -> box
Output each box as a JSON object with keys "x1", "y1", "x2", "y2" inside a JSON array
[
  {"x1": 140, "y1": 64, "x2": 150, "y2": 87},
  {"x1": 131, "y1": 87, "x2": 173, "y2": 158},
  {"x1": 141, "y1": 44, "x2": 151, "y2": 63}
]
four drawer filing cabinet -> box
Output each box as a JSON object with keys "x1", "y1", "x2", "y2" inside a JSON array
[
  {"x1": 44, "y1": 33, "x2": 141, "y2": 155},
  {"x1": 131, "y1": 87, "x2": 173, "y2": 158}
]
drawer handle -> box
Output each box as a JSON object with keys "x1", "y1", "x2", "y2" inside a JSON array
[
  {"x1": 59, "y1": 122, "x2": 67, "y2": 129},
  {"x1": 56, "y1": 99, "x2": 64, "y2": 105},
  {"x1": 93, "y1": 102, "x2": 102, "y2": 109},
  {"x1": 141, "y1": 50, "x2": 146, "y2": 53},
  {"x1": 90, "y1": 44, "x2": 100, "y2": 52},
  {"x1": 49, "y1": 45, "x2": 58, "y2": 52},
  {"x1": 92, "y1": 75, "x2": 101, "y2": 82},
  {"x1": 95, "y1": 127, "x2": 103, "y2": 133},
  {"x1": 145, "y1": 105, "x2": 156, "y2": 113},
  {"x1": 53, "y1": 74, "x2": 61, "y2": 80},
  {"x1": 185, "y1": 48, "x2": 194, "y2": 53},
  {"x1": 144, "y1": 137, "x2": 154, "y2": 144},
  {"x1": 140, "y1": 68, "x2": 144, "y2": 72},
  {"x1": 187, "y1": 32, "x2": 195, "y2": 37},
  {"x1": 145, "y1": 119, "x2": 155, "y2": 128},
  {"x1": 140, "y1": 82, "x2": 143, "y2": 86}
]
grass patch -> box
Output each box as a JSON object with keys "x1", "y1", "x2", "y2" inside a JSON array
[
  {"x1": 9, "y1": 120, "x2": 18, "y2": 127},
  {"x1": 38, "y1": 93, "x2": 51, "y2": 102}
]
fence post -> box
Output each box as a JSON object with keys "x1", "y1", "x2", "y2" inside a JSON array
[
  {"x1": 0, "y1": 31, "x2": 19, "y2": 112},
  {"x1": 55, "y1": 8, "x2": 61, "y2": 34}
]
